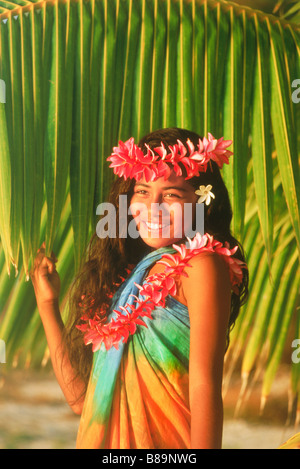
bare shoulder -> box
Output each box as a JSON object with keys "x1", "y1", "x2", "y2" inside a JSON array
[
  {"x1": 180, "y1": 251, "x2": 231, "y2": 307},
  {"x1": 182, "y1": 251, "x2": 230, "y2": 283}
]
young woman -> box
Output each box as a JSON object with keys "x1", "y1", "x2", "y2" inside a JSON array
[{"x1": 31, "y1": 127, "x2": 248, "y2": 449}]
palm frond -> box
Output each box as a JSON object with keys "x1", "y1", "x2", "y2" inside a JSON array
[{"x1": 0, "y1": 0, "x2": 299, "y2": 418}]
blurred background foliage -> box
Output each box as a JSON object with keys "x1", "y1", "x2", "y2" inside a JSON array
[{"x1": 0, "y1": 0, "x2": 299, "y2": 425}]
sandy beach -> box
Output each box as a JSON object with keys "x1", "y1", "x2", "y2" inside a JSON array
[{"x1": 0, "y1": 366, "x2": 298, "y2": 449}]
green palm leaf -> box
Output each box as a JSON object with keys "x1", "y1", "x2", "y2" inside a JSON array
[
  {"x1": 222, "y1": 5, "x2": 247, "y2": 240},
  {"x1": 44, "y1": 1, "x2": 76, "y2": 263},
  {"x1": 267, "y1": 19, "x2": 300, "y2": 255},
  {"x1": 251, "y1": 15, "x2": 273, "y2": 264},
  {"x1": 0, "y1": 0, "x2": 299, "y2": 421}
]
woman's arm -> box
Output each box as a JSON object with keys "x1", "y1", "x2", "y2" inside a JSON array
[
  {"x1": 181, "y1": 252, "x2": 231, "y2": 449},
  {"x1": 30, "y1": 243, "x2": 86, "y2": 415}
]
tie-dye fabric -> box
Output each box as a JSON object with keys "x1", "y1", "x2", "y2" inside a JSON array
[{"x1": 76, "y1": 246, "x2": 191, "y2": 449}]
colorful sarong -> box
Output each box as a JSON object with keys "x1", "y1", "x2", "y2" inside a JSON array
[{"x1": 76, "y1": 246, "x2": 191, "y2": 449}]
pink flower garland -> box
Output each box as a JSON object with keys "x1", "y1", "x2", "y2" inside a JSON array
[
  {"x1": 77, "y1": 233, "x2": 247, "y2": 353},
  {"x1": 107, "y1": 133, "x2": 233, "y2": 182}
]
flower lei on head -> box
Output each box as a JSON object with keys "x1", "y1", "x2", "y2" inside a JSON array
[
  {"x1": 107, "y1": 133, "x2": 233, "y2": 183},
  {"x1": 76, "y1": 233, "x2": 247, "y2": 353}
]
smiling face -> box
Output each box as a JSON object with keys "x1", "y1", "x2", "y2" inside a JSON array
[{"x1": 129, "y1": 171, "x2": 199, "y2": 249}]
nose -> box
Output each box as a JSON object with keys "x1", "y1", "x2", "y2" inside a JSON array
[
  {"x1": 146, "y1": 195, "x2": 170, "y2": 222},
  {"x1": 148, "y1": 191, "x2": 163, "y2": 205}
]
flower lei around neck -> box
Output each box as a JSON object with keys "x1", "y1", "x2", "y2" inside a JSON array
[{"x1": 77, "y1": 233, "x2": 247, "y2": 353}]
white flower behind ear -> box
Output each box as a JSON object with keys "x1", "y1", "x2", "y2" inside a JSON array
[{"x1": 195, "y1": 184, "x2": 215, "y2": 205}]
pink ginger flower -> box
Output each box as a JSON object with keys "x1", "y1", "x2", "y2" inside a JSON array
[
  {"x1": 107, "y1": 138, "x2": 145, "y2": 180},
  {"x1": 191, "y1": 133, "x2": 233, "y2": 168}
]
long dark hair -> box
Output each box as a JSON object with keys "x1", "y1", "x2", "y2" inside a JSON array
[{"x1": 63, "y1": 127, "x2": 249, "y2": 390}]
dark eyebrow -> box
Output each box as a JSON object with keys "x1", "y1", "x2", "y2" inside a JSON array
[
  {"x1": 134, "y1": 183, "x2": 189, "y2": 192},
  {"x1": 163, "y1": 186, "x2": 189, "y2": 192}
]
